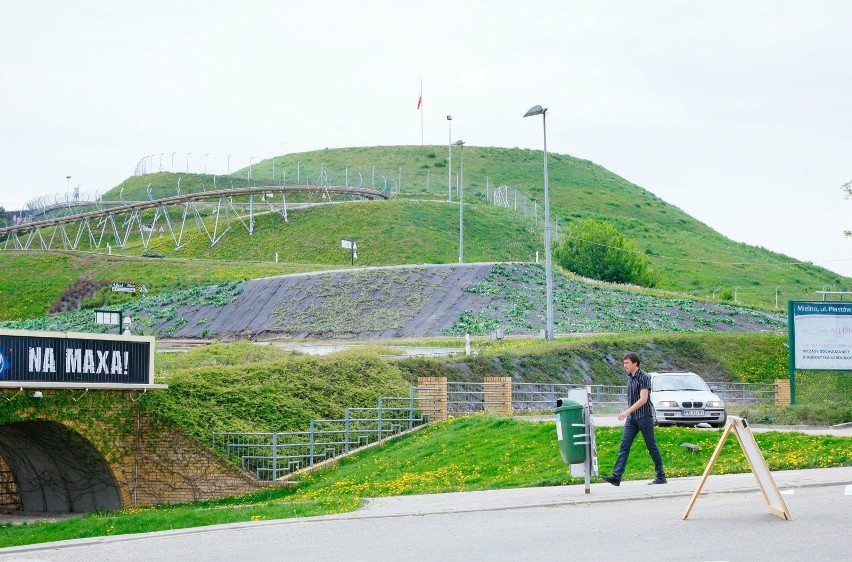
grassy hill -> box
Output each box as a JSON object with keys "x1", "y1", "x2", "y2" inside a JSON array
[
  {"x1": 2, "y1": 145, "x2": 847, "y2": 321},
  {"x1": 101, "y1": 146, "x2": 848, "y2": 302}
]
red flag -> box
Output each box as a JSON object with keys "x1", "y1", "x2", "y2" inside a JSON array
[{"x1": 417, "y1": 94, "x2": 422, "y2": 109}]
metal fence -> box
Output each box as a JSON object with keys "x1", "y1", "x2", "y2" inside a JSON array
[
  {"x1": 445, "y1": 382, "x2": 778, "y2": 414},
  {"x1": 447, "y1": 382, "x2": 487, "y2": 414},
  {"x1": 212, "y1": 390, "x2": 435, "y2": 481},
  {"x1": 511, "y1": 383, "x2": 627, "y2": 412},
  {"x1": 710, "y1": 382, "x2": 776, "y2": 405}
]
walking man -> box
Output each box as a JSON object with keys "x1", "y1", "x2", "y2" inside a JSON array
[{"x1": 601, "y1": 352, "x2": 667, "y2": 486}]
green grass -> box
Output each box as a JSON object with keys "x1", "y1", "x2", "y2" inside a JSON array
[
  {"x1": 141, "y1": 200, "x2": 541, "y2": 264},
  {"x1": 1, "y1": 415, "x2": 848, "y2": 547}
]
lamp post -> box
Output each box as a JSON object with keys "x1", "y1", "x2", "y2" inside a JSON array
[
  {"x1": 524, "y1": 104, "x2": 554, "y2": 340},
  {"x1": 204, "y1": 153, "x2": 210, "y2": 175},
  {"x1": 66, "y1": 175, "x2": 71, "y2": 194},
  {"x1": 447, "y1": 115, "x2": 453, "y2": 201},
  {"x1": 455, "y1": 139, "x2": 465, "y2": 263}
]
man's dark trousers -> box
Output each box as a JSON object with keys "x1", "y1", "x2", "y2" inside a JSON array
[{"x1": 612, "y1": 415, "x2": 665, "y2": 480}]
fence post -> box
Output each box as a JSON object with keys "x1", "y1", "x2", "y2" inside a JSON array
[
  {"x1": 417, "y1": 376, "x2": 448, "y2": 422},
  {"x1": 484, "y1": 376, "x2": 513, "y2": 415},
  {"x1": 377, "y1": 397, "x2": 383, "y2": 441},
  {"x1": 775, "y1": 379, "x2": 791, "y2": 407},
  {"x1": 309, "y1": 419, "x2": 315, "y2": 466},
  {"x1": 344, "y1": 408, "x2": 351, "y2": 453},
  {"x1": 272, "y1": 432, "x2": 278, "y2": 480},
  {"x1": 408, "y1": 386, "x2": 415, "y2": 430}
]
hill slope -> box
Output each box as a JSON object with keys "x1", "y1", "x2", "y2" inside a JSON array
[
  {"x1": 2, "y1": 263, "x2": 785, "y2": 339},
  {"x1": 101, "y1": 146, "x2": 848, "y2": 304}
]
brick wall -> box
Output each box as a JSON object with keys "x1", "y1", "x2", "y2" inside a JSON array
[
  {"x1": 483, "y1": 377, "x2": 512, "y2": 415},
  {"x1": 417, "y1": 377, "x2": 448, "y2": 422},
  {"x1": 775, "y1": 379, "x2": 791, "y2": 407}
]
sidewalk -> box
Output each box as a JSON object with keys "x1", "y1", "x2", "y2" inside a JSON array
[
  {"x1": 1, "y1": 467, "x2": 849, "y2": 557},
  {"x1": 354, "y1": 466, "x2": 852, "y2": 518}
]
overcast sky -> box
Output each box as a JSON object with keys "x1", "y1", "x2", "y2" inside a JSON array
[{"x1": 2, "y1": 0, "x2": 850, "y2": 276}]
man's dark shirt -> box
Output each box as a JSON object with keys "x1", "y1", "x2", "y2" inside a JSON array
[{"x1": 626, "y1": 368, "x2": 654, "y2": 420}]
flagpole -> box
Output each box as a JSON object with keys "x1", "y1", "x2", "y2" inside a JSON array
[{"x1": 420, "y1": 79, "x2": 424, "y2": 145}]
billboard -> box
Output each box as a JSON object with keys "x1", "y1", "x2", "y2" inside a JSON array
[
  {"x1": 789, "y1": 301, "x2": 852, "y2": 371},
  {"x1": 0, "y1": 329, "x2": 158, "y2": 388}
]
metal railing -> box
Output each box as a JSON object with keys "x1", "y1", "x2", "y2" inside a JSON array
[
  {"x1": 710, "y1": 382, "x2": 776, "y2": 404},
  {"x1": 446, "y1": 381, "x2": 777, "y2": 414},
  {"x1": 447, "y1": 381, "x2": 487, "y2": 413},
  {"x1": 212, "y1": 389, "x2": 435, "y2": 481},
  {"x1": 512, "y1": 382, "x2": 627, "y2": 411}
]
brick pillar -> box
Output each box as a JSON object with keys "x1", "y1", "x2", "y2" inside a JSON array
[
  {"x1": 417, "y1": 377, "x2": 448, "y2": 423},
  {"x1": 483, "y1": 377, "x2": 513, "y2": 415},
  {"x1": 775, "y1": 379, "x2": 791, "y2": 407}
]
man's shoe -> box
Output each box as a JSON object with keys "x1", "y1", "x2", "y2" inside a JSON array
[
  {"x1": 648, "y1": 477, "x2": 668, "y2": 485},
  {"x1": 601, "y1": 475, "x2": 621, "y2": 486}
]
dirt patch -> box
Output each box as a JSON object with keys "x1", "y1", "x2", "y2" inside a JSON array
[{"x1": 49, "y1": 277, "x2": 109, "y2": 314}]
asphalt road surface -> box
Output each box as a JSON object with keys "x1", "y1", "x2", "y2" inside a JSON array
[{"x1": 2, "y1": 478, "x2": 849, "y2": 562}]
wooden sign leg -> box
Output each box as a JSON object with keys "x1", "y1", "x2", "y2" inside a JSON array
[{"x1": 682, "y1": 418, "x2": 735, "y2": 520}]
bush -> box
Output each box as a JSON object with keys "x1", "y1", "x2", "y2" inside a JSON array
[{"x1": 553, "y1": 218, "x2": 658, "y2": 287}]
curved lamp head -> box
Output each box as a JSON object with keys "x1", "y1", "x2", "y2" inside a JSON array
[
  {"x1": 523, "y1": 105, "x2": 547, "y2": 117},
  {"x1": 454, "y1": 139, "x2": 465, "y2": 146}
]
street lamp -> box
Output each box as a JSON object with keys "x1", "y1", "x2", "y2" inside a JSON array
[
  {"x1": 66, "y1": 175, "x2": 71, "y2": 194},
  {"x1": 447, "y1": 115, "x2": 453, "y2": 201},
  {"x1": 205, "y1": 153, "x2": 210, "y2": 175},
  {"x1": 455, "y1": 139, "x2": 465, "y2": 263},
  {"x1": 524, "y1": 104, "x2": 554, "y2": 340}
]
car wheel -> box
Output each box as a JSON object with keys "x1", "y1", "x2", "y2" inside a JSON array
[{"x1": 710, "y1": 416, "x2": 727, "y2": 428}]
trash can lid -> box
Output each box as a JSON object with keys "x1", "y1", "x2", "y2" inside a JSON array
[{"x1": 554, "y1": 398, "x2": 583, "y2": 410}]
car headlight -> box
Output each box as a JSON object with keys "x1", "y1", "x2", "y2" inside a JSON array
[
  {"x1": 706, "y1": 400, "x2": 724, "y2": 407},
  {"x1": 658, "y1": 401, "x2": 679, "y2": 408}
]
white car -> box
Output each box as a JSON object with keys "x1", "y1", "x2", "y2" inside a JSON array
[{"x1": 649, "y1": 372, "x2": 727, "y2": 428}]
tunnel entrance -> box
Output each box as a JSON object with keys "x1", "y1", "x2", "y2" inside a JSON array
[{"x1": 0, "y1": 420, "x2": 121, "y2": 513}]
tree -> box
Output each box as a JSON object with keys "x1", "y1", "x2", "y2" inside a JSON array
[{"x1": 554, "y1": 218, "x2": 659, "y2": 287}]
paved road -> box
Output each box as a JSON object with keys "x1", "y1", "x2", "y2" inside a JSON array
[{"x1": 2, "y1": 467, "x2": 849, "y2": 561}]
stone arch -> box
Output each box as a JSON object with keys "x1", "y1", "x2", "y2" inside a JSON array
[{"x1": 0, "y1": 420, "x2": 121, "y2": 513}]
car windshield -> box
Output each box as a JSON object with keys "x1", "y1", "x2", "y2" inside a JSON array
[{"x1": 652, "y1": 374, "x2": 710, "y2": 392}]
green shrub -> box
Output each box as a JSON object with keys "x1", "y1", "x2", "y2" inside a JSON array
[{"x1": 554, "y1": 218, "x2": 658, "y2": 287}]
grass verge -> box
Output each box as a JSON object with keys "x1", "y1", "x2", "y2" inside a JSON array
[{"x1": 1, "y1": 415, "x2": 848, "y2": 548}]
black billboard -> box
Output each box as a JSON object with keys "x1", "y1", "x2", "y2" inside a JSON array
[{"x1": 0, "y1": 330, "x2": 154, "y2": 386}]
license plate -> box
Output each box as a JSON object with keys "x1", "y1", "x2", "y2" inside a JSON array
[{"x1": 682, "y1": 409, "x2": 705, "y2": 416}]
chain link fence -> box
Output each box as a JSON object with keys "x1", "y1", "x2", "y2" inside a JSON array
[{"x1": 793, "y1": 372, "x2": 852, "y2": 405}]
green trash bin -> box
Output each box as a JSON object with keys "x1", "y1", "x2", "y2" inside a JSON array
[{"x1": 554, "y1": 398, "x2": 587, "y2": 464}]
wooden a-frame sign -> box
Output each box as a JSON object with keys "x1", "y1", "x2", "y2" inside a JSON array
[{"x1": 683, "y1": 416, "x2": 792, "y2": 521}]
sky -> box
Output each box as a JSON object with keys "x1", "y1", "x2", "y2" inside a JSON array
[{"x1": 1, "y1": 0, "x2": 851, "y2": 275}]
